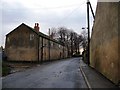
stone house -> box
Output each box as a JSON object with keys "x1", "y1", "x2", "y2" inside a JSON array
[{"x1": 5, "y1": 23, "x2": 68, "y2": 62}]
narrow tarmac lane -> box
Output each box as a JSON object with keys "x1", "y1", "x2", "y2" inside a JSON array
[{"x1": 2, "y1": 58, "x2": 87, "y2": 88}]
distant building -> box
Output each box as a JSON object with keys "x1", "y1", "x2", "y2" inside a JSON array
[{"x1": 5, "y1": 23, "x2": 68, "y2": 62}]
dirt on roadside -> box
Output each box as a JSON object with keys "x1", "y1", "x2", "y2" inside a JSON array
[{"x1": 2, "y1": 61, "x2": 39, "y2": 76}]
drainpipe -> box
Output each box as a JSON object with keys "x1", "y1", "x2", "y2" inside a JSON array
[
  {"x1": 41, "y1": 37, "x2": 43, "y2": 62},
  {"x1": 38, "y1": 35, "x2": 39, "y2": 62},
  {"x1": 48, "y1": 28, "x2": 50, "y2": 61}
]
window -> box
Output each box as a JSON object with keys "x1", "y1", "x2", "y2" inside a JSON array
[
  {"x1": 30, "y1": 34, "x2": 34, "y2": 40},
  {"x1": 7, "y1": 37, "x2": 10, "y2": 42}
]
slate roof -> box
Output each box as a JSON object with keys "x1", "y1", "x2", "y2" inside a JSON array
[{"x1": 6, "y1": 23, "x2": 64, "y2": 46}]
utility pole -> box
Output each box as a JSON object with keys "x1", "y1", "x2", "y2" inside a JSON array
[
  {"x1": 82, "y1": 0, "x2": 95, "y2": 65},
  {"x1": 87, "y1": 0, "x2": 90, "y2": 65}
]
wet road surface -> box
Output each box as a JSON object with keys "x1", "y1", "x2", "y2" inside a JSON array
[{"x1": 2, "y1": 58, "x2": 87, "y2": 88}]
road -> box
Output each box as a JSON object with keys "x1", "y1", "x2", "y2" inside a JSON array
[{"x1": 2, "y1": 58, "x2": 88, "y2": 88}]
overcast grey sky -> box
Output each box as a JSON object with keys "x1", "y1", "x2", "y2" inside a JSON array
[{"x1": 0, "y1": 0, "x2": 97, "y2": 47}]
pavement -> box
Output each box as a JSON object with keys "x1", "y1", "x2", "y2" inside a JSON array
[{"x1": 79, "y1": 58, "x2": 119, "y2": 88}]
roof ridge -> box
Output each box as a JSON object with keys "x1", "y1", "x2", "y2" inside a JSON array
[{"x1": 6, "y1": 23, "x2": 64, "y2": 46}]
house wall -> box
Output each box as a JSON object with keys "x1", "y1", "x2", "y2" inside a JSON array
[
  {"x1": 5, "y1": 25, "x2": 39, "y2": 61},
  {"x1": 42, "y1": 38, "x2": 49, "y2": 61},
  {"x1": 90, "y1": 2, "x2": 119, "y2": 84},
  {"x1": 38, "y1": 37, "x2": 42, "y2": 62},
  {"x1": 5, "y1": 23, "x2": 68, "y2": 63},
  {"x1": 38, "y1": 36, "x2": 67, "y2": 62},
  {"x1": 64, "y1": 47, "x2": 68, "y2": 58},
  {"x1": 50, "y1": 42, "x2": 61, "y2": 60}
]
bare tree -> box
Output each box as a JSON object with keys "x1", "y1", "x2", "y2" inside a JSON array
[
  {"x1": 81, "y1": 30, "x2": 88, "y2": 51},
  {"x1": 57, "y1": 27, "x2": 68, "y2": 44},
  {"x1": 49, "y1": 26, "x2": 83, "y2": 57},
  {"x1": 48, "y1": 27, "x2": 57, "y2": 39}
]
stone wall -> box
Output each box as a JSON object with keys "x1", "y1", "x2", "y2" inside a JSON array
[
  {"x1": 5, "y1": 24, "x2": 39, "y2": 61},
  {"x1": 90, "y1": 2, "x2": 120, "y2": 84}
]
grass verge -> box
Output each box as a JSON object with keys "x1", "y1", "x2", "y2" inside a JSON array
[{"x1": 2, "y1": 62, "x2": 11, "y2": 76}]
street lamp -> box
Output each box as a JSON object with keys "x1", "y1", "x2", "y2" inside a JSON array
[
  {"x1": 82, "y1": 27, "x2": 90, "y2": 65},
  {"x1": 82, "y1": 27, "x2": 88, "y2": 30}
]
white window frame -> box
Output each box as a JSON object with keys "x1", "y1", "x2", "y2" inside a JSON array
[{"x1": 30, "y1": 34, "x2": 34, "y2": 40}]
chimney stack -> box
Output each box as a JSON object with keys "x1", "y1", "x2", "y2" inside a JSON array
[{"x1": 34, "y1": 23, "x2": 39, "y2": 32}]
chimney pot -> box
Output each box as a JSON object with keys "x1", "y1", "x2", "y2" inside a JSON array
[{"x1": 34, "y1": 23, "x2": 39, "y2": 32}]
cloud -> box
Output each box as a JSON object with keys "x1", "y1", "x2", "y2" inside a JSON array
[
  {"x1": 1, "y1": 0, "x2": 97, "y2": 46},
  {"x1": 98, "y1": 0, "x2": 120, "y2": 2}
]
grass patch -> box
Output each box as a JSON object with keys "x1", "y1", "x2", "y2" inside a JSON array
[{"x1": 2, "y1": 62, "x2": 11, "y2": 76}]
